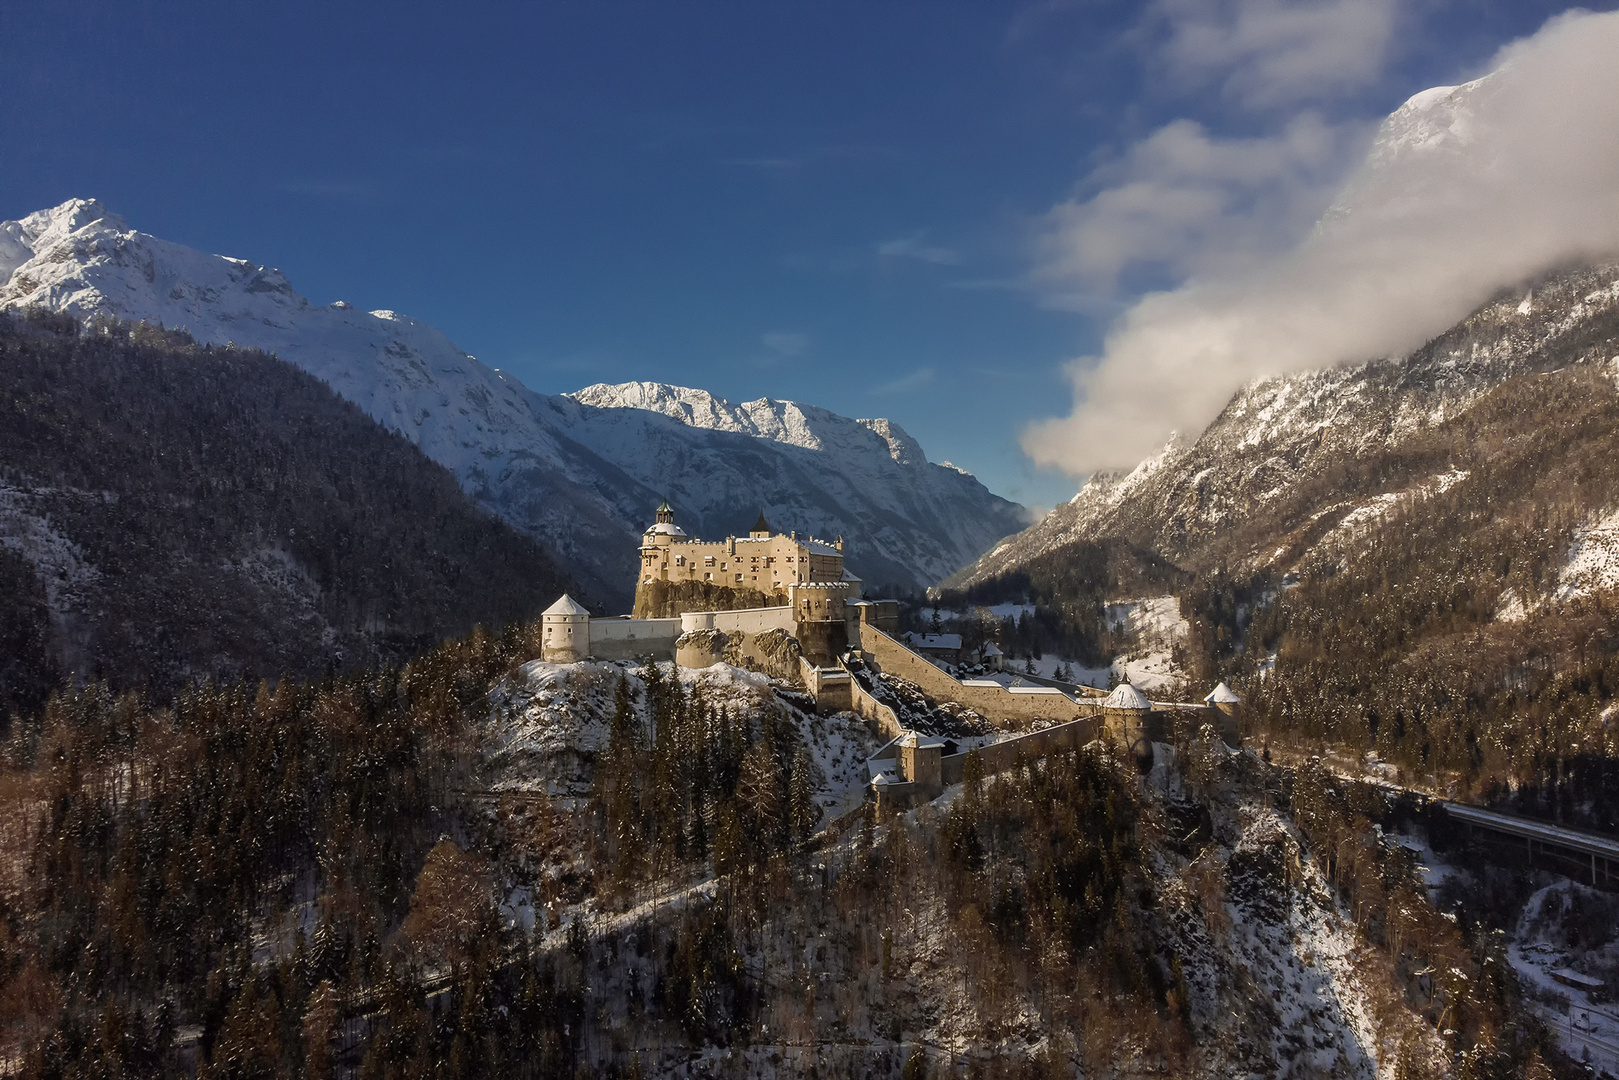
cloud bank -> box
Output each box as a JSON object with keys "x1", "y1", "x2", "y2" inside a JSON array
[
  {"x1": 1025, "y1": 9, "x2": 1619, "y2": 474},
  {"x1": 1152, "y1": 0, "x2": 1399, "y2": 108}
]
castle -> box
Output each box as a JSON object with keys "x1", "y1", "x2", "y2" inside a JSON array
[
  {"x1": 541, "y1": 502, "x2": 896, "y2": 668},
  {"x1": 539, "y1": 501, "x2": 1243, "y2": 813},
  {"x1": 638, "y1": 502, "x2": 854, "y2": 599}
]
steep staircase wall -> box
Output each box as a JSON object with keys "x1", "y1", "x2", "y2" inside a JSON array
[{"x1": 858, "y1": 626, "x2": 1103, "y2": 728}]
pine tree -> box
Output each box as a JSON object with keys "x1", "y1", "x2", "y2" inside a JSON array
[
  {"x1": 788, "y1": 746, "x2": 817, "y2": 843},
  {"x1": 738, "y1": 740, "x2": 785, "y2": 860},
  {"x1": 302, "y1": 979, "x2": 340, "y2": 1080}
]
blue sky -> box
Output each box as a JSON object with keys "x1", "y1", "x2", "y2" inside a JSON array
[{"x1": 0, "y1": 1, "x2": 1596, "y2": 510}]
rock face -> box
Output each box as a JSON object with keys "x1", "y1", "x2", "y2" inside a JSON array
[
  {"x1": 0, "y1": 201, "x2": 1027, "y2": 605},
  {"x1": 947, "y1": 259, "x2": 1619, "y2": 591}
]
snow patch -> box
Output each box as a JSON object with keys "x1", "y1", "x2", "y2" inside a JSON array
[{"x1": 1556, "y1": 506, "x2": 1619, "y2": 602}]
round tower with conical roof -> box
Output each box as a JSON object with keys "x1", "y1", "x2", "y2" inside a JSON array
[
  {"x1": 542, "y1": 594, "x2": 591, "y2": 663},
  {"x1": 1102, "y1": 680, "x2": 1155, "y2": 768},
  {"x1": 1204, "y1": 682, "x2": 1242, "y2": 747}
]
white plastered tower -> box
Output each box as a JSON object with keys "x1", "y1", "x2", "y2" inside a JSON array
[{"x1": 541, "y1": 594, "x2": 591, "y2": 663}]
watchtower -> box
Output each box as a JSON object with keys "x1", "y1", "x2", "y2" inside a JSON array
[{"x1": 541, "y1": 594, "x2": 591, "y2": 663}]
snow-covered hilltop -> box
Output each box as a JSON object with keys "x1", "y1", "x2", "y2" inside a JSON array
[{"x1": 0, "y1": 199, "x2": 1026, "y2": 604}]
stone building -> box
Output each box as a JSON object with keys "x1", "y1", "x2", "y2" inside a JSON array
[
  {"x1": 539, "y1": 502, "x2": 884, "y2": 667},
  {"x1": 638, "y1": 503, "x2": 852, "y2": 597}
]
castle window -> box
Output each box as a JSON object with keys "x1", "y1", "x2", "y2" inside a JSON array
[
  {"x1": 675, "y1": 555, "x2": 685, "y2": 566},
  {"x1": 735, "y1": 574, "x2": 743, "y2": 582},
  {"x1": 704, "y1": 556, "x2": 715, "y2": 567},
  {"x1": 704, "y1": 572, "x2": 712, "y2": 580}
]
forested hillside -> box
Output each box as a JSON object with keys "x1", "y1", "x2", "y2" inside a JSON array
[
  {"x1": 0, "y1": 309, "x2": 572, "y2": 721},
  {"x1": 0, "y1": 623, "x2": 1561, "y2": 1077},
  {"x1": 934, "y1": 268, "x2": 1619, "y2": 831}
]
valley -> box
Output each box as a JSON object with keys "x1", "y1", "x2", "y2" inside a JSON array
[{"x1": 3, "y1": 34, "x2": 1619, "y2": 1077}]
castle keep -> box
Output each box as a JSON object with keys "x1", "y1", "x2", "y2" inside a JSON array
[
  {"x1": 542, "y1": 502, "x2": 895, "y2": 668},
  {"x1": 639, "y1": 503, "x2": 850, "y2": 597}
]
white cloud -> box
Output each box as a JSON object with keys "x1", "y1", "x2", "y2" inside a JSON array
[
  {"x1": 871, "y1": 367, "x2": 937, "y2": 395},
  {"x1": 761, "y1": 331, "x2": 809, "y2": 358},
  {"x1": 1035, "y1": 112, "x2": 1361, "y2": 303},
  {"x1": 1024, "y1": 9, "x2": 1619, "y2": 474},
  {"x1": 1153, "y1": 0, "x2": 1400, "y2": 108},
  {"x1": 876, "y1": 231, "x2": 962, "y2": 266}
]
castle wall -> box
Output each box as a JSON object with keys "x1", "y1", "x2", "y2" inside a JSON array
[
  {"x1": 795, "y1": 619, "x2": 847, "y2": 666},
  {"x1": 859, "y1": 626, "x2": 1103, "y2": 729},
  {"x1": 938, "y1": 714, "x2": 1102, "y2": 786},
  {"x1": 824, "y1": 659, "x2": 903, "y2": 738},
  {"x1": 702, "y1": 606, "x2": 798, "y2": 636},
  {"x1": 586, "y1": 617, "x2": 681, "y2": 661},
  {"x1": 847, "y1": 600, "x2": 899, "y2": 639}
]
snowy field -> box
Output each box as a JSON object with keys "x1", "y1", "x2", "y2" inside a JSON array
[
  {"x1": 1102, "y1": 595, "x2": 1190, "y2": 691},
  {"x1": 944, "y1": 594, "x2": 1193, "y2": 693}
]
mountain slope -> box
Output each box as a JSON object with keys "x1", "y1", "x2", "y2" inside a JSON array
[
  {"x1": 558, "y1": 381, "x2": 1026, "y2": 590},
  {"x1": 0, "y1": 201, "x2": 1026, "y2": 602},
  {"x1": 948, "y1": 260, "x2": 1619, "y2": 591},
  {"x1": 0, "y1": 309, "x2": 570, "y2": 716},
  {"x1": 949, "y1": 72, "x2": 1619, "y2": 594}
]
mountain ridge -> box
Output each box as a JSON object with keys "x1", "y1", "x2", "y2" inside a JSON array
[
  {"x1": 0, "y1": 200, "x2": 1027, "y2": 604},
  {"x1": 946, "y1": 260, "x2": 1619, "y2": 593},
  {"x1": 0, "y1": 309, "x2": 573, "y2": 715}
]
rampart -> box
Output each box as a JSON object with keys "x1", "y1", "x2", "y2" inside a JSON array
[
  {"x1": 804, "y1": 655, "x2": 902, "y2": 737},
  {"x1": 681, "y1": 606, "x2": 797, "y2": 636},
  {"x1": 869, "y1": 714, "x2": 1107, "y2": 813},
  {"x1": 587, "y1": 617, "x2": 682, "y2": 661},
  {"x1": 939, "y1": 715, "x2": 1102, "y2": 785},
  {"x1": 859, "y1": 626, "x2": 1103, "y2": 728}
]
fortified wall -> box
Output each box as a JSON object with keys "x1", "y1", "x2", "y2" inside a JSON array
[
  {"x1": 868, "y1": 713, "x2": 1104, "y2": 810},
  {"x1": 857, "y1": 625, "x2": 1105, "y2": 727}
]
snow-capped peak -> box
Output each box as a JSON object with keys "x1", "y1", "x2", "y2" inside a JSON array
[
  {"x1": 1, "y1": 201, "x2": 1027, "y2": 601},
  {"x1": 567, "y1": 380, "x2": 932, "y2": 465},
  {"x1": 0, "y1": 198, "x2": 128, "y2": 280}
]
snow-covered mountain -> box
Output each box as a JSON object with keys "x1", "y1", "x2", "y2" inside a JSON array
[
  {"x1": 948, "y1": 79, "x2": 1619, "y2": 593},
  {"x1": 947, "y1": 258, "x2": 1619, "y2": 591},
  {"x1": 0, "y1": 200, "x2": 1026, "y2": 605}
]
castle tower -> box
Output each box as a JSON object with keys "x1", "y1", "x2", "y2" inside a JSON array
[
  {"x1": 750, "y1": 510, "x2": 771, "y2": 540},
  {"x1": 642, "y1": 500, "x2": 688, "y2": 551},
  {"x1": 898, "y1": 731, "x2": 944, "y2": 798},
  {"x1": 1204, "y1": 682, "x2": 1242, "y2": 747},
  {"x1": 1102, "y1": 681, "x2": 1154, "y2": 767},
  {"x1": 541, "y1": 594, "x2": 591, "y2": 663}
]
